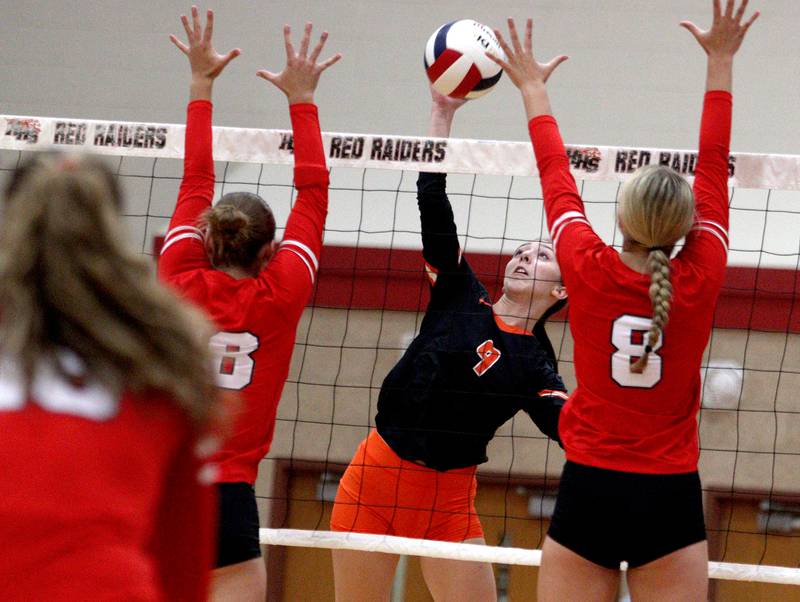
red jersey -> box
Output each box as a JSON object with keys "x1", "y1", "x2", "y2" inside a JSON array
[
  {"x1": 0, "y1": 355, "x2": 214, "y2": 601},
  {"x1": 158, "y1": 100, "x2": 328, "y2": 485},
  {"x1": 529, "y1": 91, "x2": 732, "y2": 474}
]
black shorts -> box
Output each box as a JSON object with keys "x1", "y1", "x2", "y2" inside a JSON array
[
  {"x1": 215, "y1": 482, "x2": 262, "y2": 569},
  {"x1": 548, "y1": 461, "x2": 706, "y2": 570}
]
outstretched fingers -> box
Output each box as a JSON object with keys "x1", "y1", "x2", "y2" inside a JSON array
[
  {"x1": 283, "y1": 25, "x2": 295, "y2": 60},
  {"x1": 525, "y1": 18, "x2": 533, "y2": 53},
  {"x1": 169, "y1": 34, "x2": 190, "y2": 55},
  {"x1": 255, "y1": 69, "x2": 277, "y2": 83},
  {"x1": 507, "y1": 17, "x2": 524, "y2": 55},
  {"x1": 318, "y1": 52, "x2": 343, "y2": 72},
  {"x1": 679, "y1": 20, "x2": 703, "y2": 43},
  {"x1": 492, "y1": 28, "x2": 515, "y2": 62},
  {"x1": 723, "y1": 0, "x2": 735, "y2": 19},
  {"x1": 191, "y1": 5, "x2": 201, "y2": 39},
  {"x1": 309, "y1": 31, "x2": 329, "y2": 64},
  {"x1": 298, "y1": 22, "x2": 312, "y2": 58},
  {"x1": 741, "y1": 9, "x2": 759, "y2": 33},
  {"x1": 544, "y1": 55, "x2": 569, "y2": 78},
  {"x1": 180, "y1": 14, "x2": 193, "y2": 40},
  {"x1": 485, "y1": 51, "x2": 508, "y2": 71},
  {"x1": 203, "y1": 9, "x2": 214, "y2": 44},
  {"x1": 220, "y1": 48, "x2": 241, "y2": 69},
  {"x1": 713, "y1": 0, "x2": 722, "y2": 23}
]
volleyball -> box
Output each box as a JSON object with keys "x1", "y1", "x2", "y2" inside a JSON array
[
  {"x1": 701, "y1": 360, "x2": 744, "y2": 410},
  {"x1": 424, "y1": 20, "x2": 505, "y2": 99}
]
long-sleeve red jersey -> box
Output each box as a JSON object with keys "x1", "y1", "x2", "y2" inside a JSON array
[
  {"x1": 158, "y1": 100, "x2": 329, "y2": 485},
  {"x1": 529, "y1": 91, "x2": 732, "y2": 474},
  {"x1": 0, "y1": 357, "x2": 214, "y2": 601}
]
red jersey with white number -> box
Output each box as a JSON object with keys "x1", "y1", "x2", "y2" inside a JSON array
[
  {"x1": 529, "y1": 91, "x2": 732, "y2": 474},
  {"x1": 0, "y1": 355, "x2": 214, "y2": 601},
  {"x1": 158, "y1": 101, "x2": 328, "y2": 485}
]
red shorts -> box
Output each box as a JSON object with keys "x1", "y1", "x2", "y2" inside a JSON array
[{"x1": 330, "y1": 430, "x2": 483, "y2": 542}]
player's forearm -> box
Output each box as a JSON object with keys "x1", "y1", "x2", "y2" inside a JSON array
[
  {"x1": 705, "y1": 54, "x2": 733, "y2": 93},
  {"x1": 190, "y1": 76, "x2": 214, "y2": 102},
  {"x1": 428, "y1": 106, "x2": 456, "y2": 138},
  {"x1": 520, "y1": 81, "x2": 553, "y2": 120}
]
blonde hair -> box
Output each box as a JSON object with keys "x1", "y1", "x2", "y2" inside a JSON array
[
  {"x1": 0, "y1": 152, "x2": 218, "y2": 423},
  {"x1": 200, "y1": 192, "x2": 275, "y2": 270},
  {"x1": 618, "y1": 165, "x2": 694, "y2": 374}
]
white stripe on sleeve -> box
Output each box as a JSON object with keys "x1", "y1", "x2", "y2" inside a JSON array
[
  {"x1": 164, "y1": 225, "x2": 203, "y2": 244},
  {"x1": 279, "y1": 247, "x2": 316, "y2": 284},
  {"x1": 552, "y1": 216, "x2": 590, "y2": 250},
  {"x1": 161, "y1": 232, "x2": 204, "y2": 255},
  {"x1": 550, "y1": 210, "x2": 586, "y2": 234},
  {"x1": 691, "y1": 226, "x2": 729, "y2": 253},
  {"x1": 281, "y1": 240, "x2": 319, "y2": 271}
]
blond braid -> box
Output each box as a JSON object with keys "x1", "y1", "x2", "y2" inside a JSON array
[{"x1": 630, "y1": 249, "x2": 672, "y2": 374}]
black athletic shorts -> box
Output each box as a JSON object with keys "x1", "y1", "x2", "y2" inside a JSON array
[
  {"x1": 547, "y1": 461, "x2": 706, "y2": 570},
  {"x1": 215, "y1": 482, "x2": 262, "y2": 568}
]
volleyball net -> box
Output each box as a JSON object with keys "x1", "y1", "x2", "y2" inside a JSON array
[{"x1": 2, "y1": 114, "x2": 799, "y2": 600}]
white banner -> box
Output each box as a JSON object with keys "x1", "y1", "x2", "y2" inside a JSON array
[{"x1": 3, "y1": 114, "x2": 800, "y2": 190}]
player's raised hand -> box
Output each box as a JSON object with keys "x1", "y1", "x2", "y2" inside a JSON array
[
  {"x1": 430, "y1": 86, "x2": 467, "y2": 115},
  {"x1": 170, "y1": 6, "x2": 241, "y2": 82},
  {"x1": 486, "y1": 18, "x2": 568, "y2": 91},
  {"x1": 257, "y1": 23, "x2": 342, "y2": 104},
  {"x1": 680, "y1": 0, "x2": 759, "y2": 57}
]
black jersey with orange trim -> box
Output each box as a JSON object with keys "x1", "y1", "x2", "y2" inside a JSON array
[{"x1": 375, "y1": 172, "x2": 567, "y2": 472}]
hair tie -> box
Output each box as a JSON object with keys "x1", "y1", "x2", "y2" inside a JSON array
[{"x1": 644, "y1": 345, "x2": 653, "y2": 354}]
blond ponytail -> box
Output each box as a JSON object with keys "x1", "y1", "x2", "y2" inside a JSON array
[
  {"x1": 630, "y1": 249, "x2": 672, "y2": 373},
  {"x1": 618, "y1": 165, "x2": 694, "y2": 375}
]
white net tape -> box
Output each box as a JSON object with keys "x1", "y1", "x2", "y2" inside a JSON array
[
  {"x1": 3, "y1": 113, "x2": 800, "y2": 188},
  {"x1": 260, "y1": 529, "x2": 800, "y2": 585}
]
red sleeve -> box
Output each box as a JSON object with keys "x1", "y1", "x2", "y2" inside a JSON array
[
  {"x1": 158, "y1": 100, "x2": 215, "y2": 282},
  {"x1": 255, "y1": 103, "x2": 329, "y2": 320},
  {"x1": 149, "y1": 426, "x2": 217, "y2": 602},
  {"x1": 528, "y1": 115, "x2": 601, "y2": 274},
  {"x1": 678, "y1": 91, "x2": 732, "y2": 275}
]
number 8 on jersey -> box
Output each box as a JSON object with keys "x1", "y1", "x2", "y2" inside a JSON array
[
  {"x1": 611, "y1": 314, "x2": 663, "y2": 388},
  {"x1": 210, "y1": 331, "x2": 259, "y2": 390}
]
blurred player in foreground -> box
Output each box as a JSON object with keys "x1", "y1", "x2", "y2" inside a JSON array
[{"x1": 0, "y1": 150, "x2": 220, "y2": 600}]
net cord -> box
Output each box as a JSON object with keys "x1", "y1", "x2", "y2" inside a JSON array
[{"x1": 260, "y1": 528, "x2": 800, "y2": 585}]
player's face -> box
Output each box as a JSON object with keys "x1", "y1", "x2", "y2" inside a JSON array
[{"x1": 503, "y1": 241, "x2": 562, "y2": 304}]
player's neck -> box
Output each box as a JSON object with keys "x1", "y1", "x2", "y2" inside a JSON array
[
  {"x1": 618, "y1": 250, "x2": 649, "y2": 274},
  {"x1": 218, "y1": 265, "x2": 254, "y2": 280},
  {"x1": 492, "y1": 295, "x2": 545, "y2": 333}
]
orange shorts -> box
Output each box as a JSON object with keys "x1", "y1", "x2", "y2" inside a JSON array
[{"x1": 330, "y1": 430, "x2": 483, "y2": 542}]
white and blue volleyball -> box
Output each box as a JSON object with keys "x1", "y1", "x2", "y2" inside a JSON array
[{"x1": 424, "y1": 20, "x2": 505, "y2": 99}]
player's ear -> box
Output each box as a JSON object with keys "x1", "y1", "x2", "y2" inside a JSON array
[
  {"x1": 259, "y1": 240, "x2": 278, "y2": 264},
  {"x1": 551, "y1": 284, "x2": 567, "y2": 300}
]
